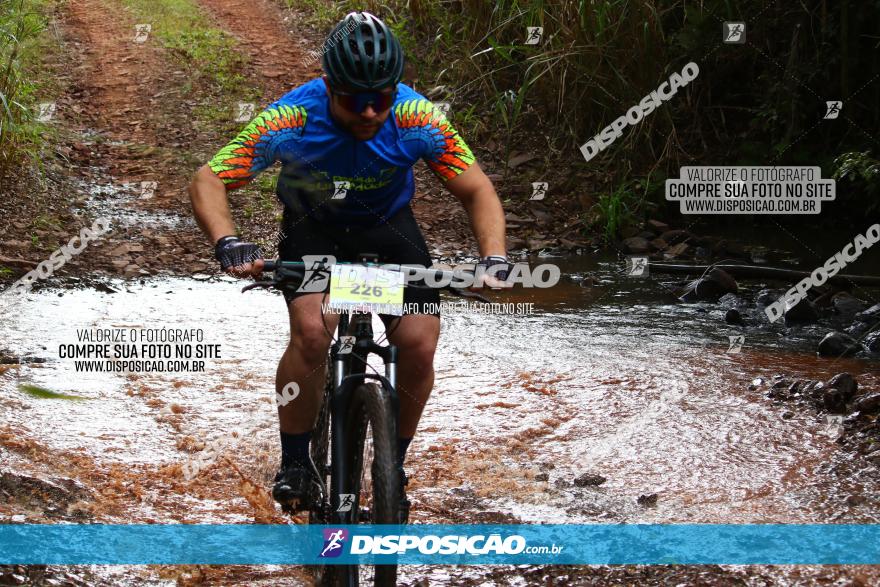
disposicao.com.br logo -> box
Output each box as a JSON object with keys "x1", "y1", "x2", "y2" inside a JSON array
[{"x1": 321, "y1": 530, "x2": 563, "y2": 557}]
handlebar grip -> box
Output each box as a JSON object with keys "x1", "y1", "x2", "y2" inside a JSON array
[{"x1": 262, "y1": 259, "x2": 277, "y2": 272}]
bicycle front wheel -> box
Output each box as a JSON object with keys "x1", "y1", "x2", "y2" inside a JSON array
[{"x1": 343, "y1": 381, "x2": 401, "y2": 587}]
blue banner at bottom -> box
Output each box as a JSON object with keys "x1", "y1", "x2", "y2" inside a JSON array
[{"x1": 1, "y1": 524, "x2": 880, "y2": 565}]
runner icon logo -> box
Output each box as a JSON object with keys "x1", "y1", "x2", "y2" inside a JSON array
[
  {"x1": 337, "y1": 493, "x2": 356, "y2": 512},
  {"x1": 824, "y1": 101, "x2": 842, "y2": 119},
  {"x1": 134, "y1": 24, "x2": 151, "y2": 43},
  {"x1": 525, "y1": 26, "x2": 543, "y2": 45},
  {"x1": 332, "y1": 181, "x2": 350, "y2": 200},
  {"x1": 236, "y1": 103, "x2": 255, "y2": 122},
  {"x1": 723, "y1": 22, "x2": 745, "y2": 43},
  {"x1": 140, "y1": 181, "x2": 157, "y2": 200},
  {"x1": 319, "y1": 528, "x2": 349, "y2": 558},
  {"x1": 727, "y1": 335, "x2": 744, "y2": 354},
  {"x1": 37, "y1": 102, "x2": 56, "y2": 122},
  {"x1": 530, "y1": 182, "x2": 548, "y2": 201},
  {"x1": 338, "y1": 336, "x2": 355, "y2": 355},
  {"x1": 297, "y1": 255, "x2": 336, "y2": 293},
  {"x1": 626, "y1": 256, "x2": 649, "y2": 277},
  {"x1": 824, "y1": 415, "x2": 844, "y2": 438}
]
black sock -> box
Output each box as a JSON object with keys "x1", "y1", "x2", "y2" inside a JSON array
[
  {"x1": 280, "y1": 430, "x2": 312, "y2": 467},
  {"x1": 397, "y1": 437, "x2": 413, "y2": 468}
]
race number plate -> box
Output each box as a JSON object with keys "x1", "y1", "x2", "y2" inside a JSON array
[{"x1": 328, "y1": 265, "x2": 404, "y2": 315}]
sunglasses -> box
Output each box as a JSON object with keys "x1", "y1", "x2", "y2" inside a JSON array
[{"x1": 331, "y1": 86, "x2": 397, "y2": 114}]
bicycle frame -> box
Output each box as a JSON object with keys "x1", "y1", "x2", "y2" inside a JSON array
[
  {"x1": 244, "y1": 255, "x2": 490, "y2": 585},
  {"x1": 322, "y1": 308, "x2": 400, "y2": 524}
]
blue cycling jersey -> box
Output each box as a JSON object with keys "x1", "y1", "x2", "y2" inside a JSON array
[{"x1": 208, "y1": 78, "x2": 475, "y2": 227}]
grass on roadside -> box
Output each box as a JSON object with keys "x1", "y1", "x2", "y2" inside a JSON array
[
  {"x1": 284, "y1": 0, "x2": 339, "y2": 28},
  {"x1": 0, "y1": 0, "x2": 58, "y2": 186},
  {"x1": 589, "y1": 174, "x2": 664, "y2": 243},
  {"x1": 114, "y1": 0, "x2": 260, "y2": 101},
  {"x1": 290, "y1": 0, "x2": 880, "y2": 238}
]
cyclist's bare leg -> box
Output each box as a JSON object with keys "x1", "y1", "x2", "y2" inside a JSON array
[
  {"x1": 276, "y1": 293, "x2": 340, "y2": 434},
  {"x1": 384, "y1": 313, "x2": 441, "y2": 438}
]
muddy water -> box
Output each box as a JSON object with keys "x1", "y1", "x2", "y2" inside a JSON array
[
  {"x1": 1, "y1": 253, "x2": 878, "y2": 585},
  {"x1": 77, "y1": 171, "x2": 196, "y2": 229}
]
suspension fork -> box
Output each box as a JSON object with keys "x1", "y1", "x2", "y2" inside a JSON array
[{"x1": 328, "y1": 312, "x2": 400, "y2": 523}]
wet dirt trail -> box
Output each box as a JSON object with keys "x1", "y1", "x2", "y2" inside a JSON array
[
  {"x1": 2, "y1": 1, "x2": 880, "y2": 586},
  {"x1": 58, "y1": 0, "x2": 215, "y2": 278},
  {"x1": 196, "y1": 0, "x2": 321, "y2": 96}
]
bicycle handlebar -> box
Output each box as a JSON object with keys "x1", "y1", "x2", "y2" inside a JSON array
[
  {"x1": 262, "y1": 259, "x2": 470, "y2": 284},
  {"x1": 247, "y1": 258, "x2": 493, "y2": 302}
]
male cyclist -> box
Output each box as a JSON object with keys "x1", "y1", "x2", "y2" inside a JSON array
[{"x1": 188, "y1": 11, "x2": 509, "y2": 523}]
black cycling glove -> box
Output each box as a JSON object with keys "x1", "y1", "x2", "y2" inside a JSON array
[
  {"x1": 477, "y1": 255, "x2": 513, "y2": 282},
  {"x1": 214, "y1": 235, "x2": 262, "y2": 271}
]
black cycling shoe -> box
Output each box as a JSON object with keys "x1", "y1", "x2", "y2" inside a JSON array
[
  {"x1": 398, "y1": 466, "x2": 411, "y2": 525},
  {"x1": 272, "y1": 459, "x2": 320, "y2": 511}
]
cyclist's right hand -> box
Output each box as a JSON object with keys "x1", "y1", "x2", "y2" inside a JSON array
[
  {"x1": 214, "y1": 235, "x2": 264, "y2": 278},
  {"x1": 471, "y1": 255, "x2": 514, "y2": 291}
]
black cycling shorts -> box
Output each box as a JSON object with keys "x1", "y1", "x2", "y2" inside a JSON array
[{"x1": 277, "y1": 204, "x2": 441, "y2": 323}]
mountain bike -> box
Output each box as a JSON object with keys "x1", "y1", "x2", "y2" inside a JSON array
[{"x1": 244, "y1": 255, "x2": 488, "y2": 586}]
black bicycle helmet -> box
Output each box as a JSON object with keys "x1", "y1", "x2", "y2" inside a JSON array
[{"x1": 321, "y1": 11, "x2": 404, "y2": 91}]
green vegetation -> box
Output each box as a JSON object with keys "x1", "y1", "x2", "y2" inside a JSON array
[
  {"x1": 285, "y1": 0, "x2": 338, "y2": 25},
  {"x1": 832, "y1": 151, "x2": 880, "y2": 216},
  {"x1": 593, "y1": 187, "x2": 636, "y2": 244},
  {"x1": 31, "y1": 212, "x2": 62, "y2": 231},
  {"x1": 294, "y1": 0, "x2": 880, "y2": 237},
  {"x1": 0, "y1": 0, "x2": 51, "y2": 184},
  {"x1": 589, "y1": 175, "x2": 662, "y2": 243}
]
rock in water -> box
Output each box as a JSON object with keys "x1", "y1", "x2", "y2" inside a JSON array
[
  {"x1": 864, "y1": 331, "x2": 880, "y2": 353},
  {"x1": 664, "y1": 242, "x2": 689, "y2": 259},
  {"x1": 854, "y1": 303, "x2": 880, "y2": 323},
  {"x1": 725, "y1": 309, "x2": 745, "y2": 325},
  {"x1": 784, "y1": 299, "x2": 820, "y2": 325},
  {"x1": 755, "y1": 289, "x2": 784, "y2": 307},
  {"x1": 574, "y1": 473, "x2": 607, "y2": 487},
  {"x1": 679, "y1": 268, "x2": 738, "y2": 302},
  {"x1": 832, "y1": 293, "x2": 868, "y2": 318},
  {"x1": 650, "y1": 238, "x2": 668, "y2": 251},
  {"x1": 659, "y1": 229, "x2": 693, "y2": 245},
  {"x1": 708, "y1": 267, "x2": 738, "y2": 292},
  {"x1": 718, "y1": 293, "x2": 748, "y2": 309},
  {"x1": 853, "y1": 393, "x2": 880, "y2": 415},
  {"x1": 818, "y1": 332, "x2": 861, "y2": 358},
  {"x1": 0, "y1": 471, "x2": 92, "y2": 509},
  {"x1": 821, "y1": 373, "x2": 858, "y2": 412},
  {"x1": 845, "y1": 321, "x2": 870, "y2": 338}
]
